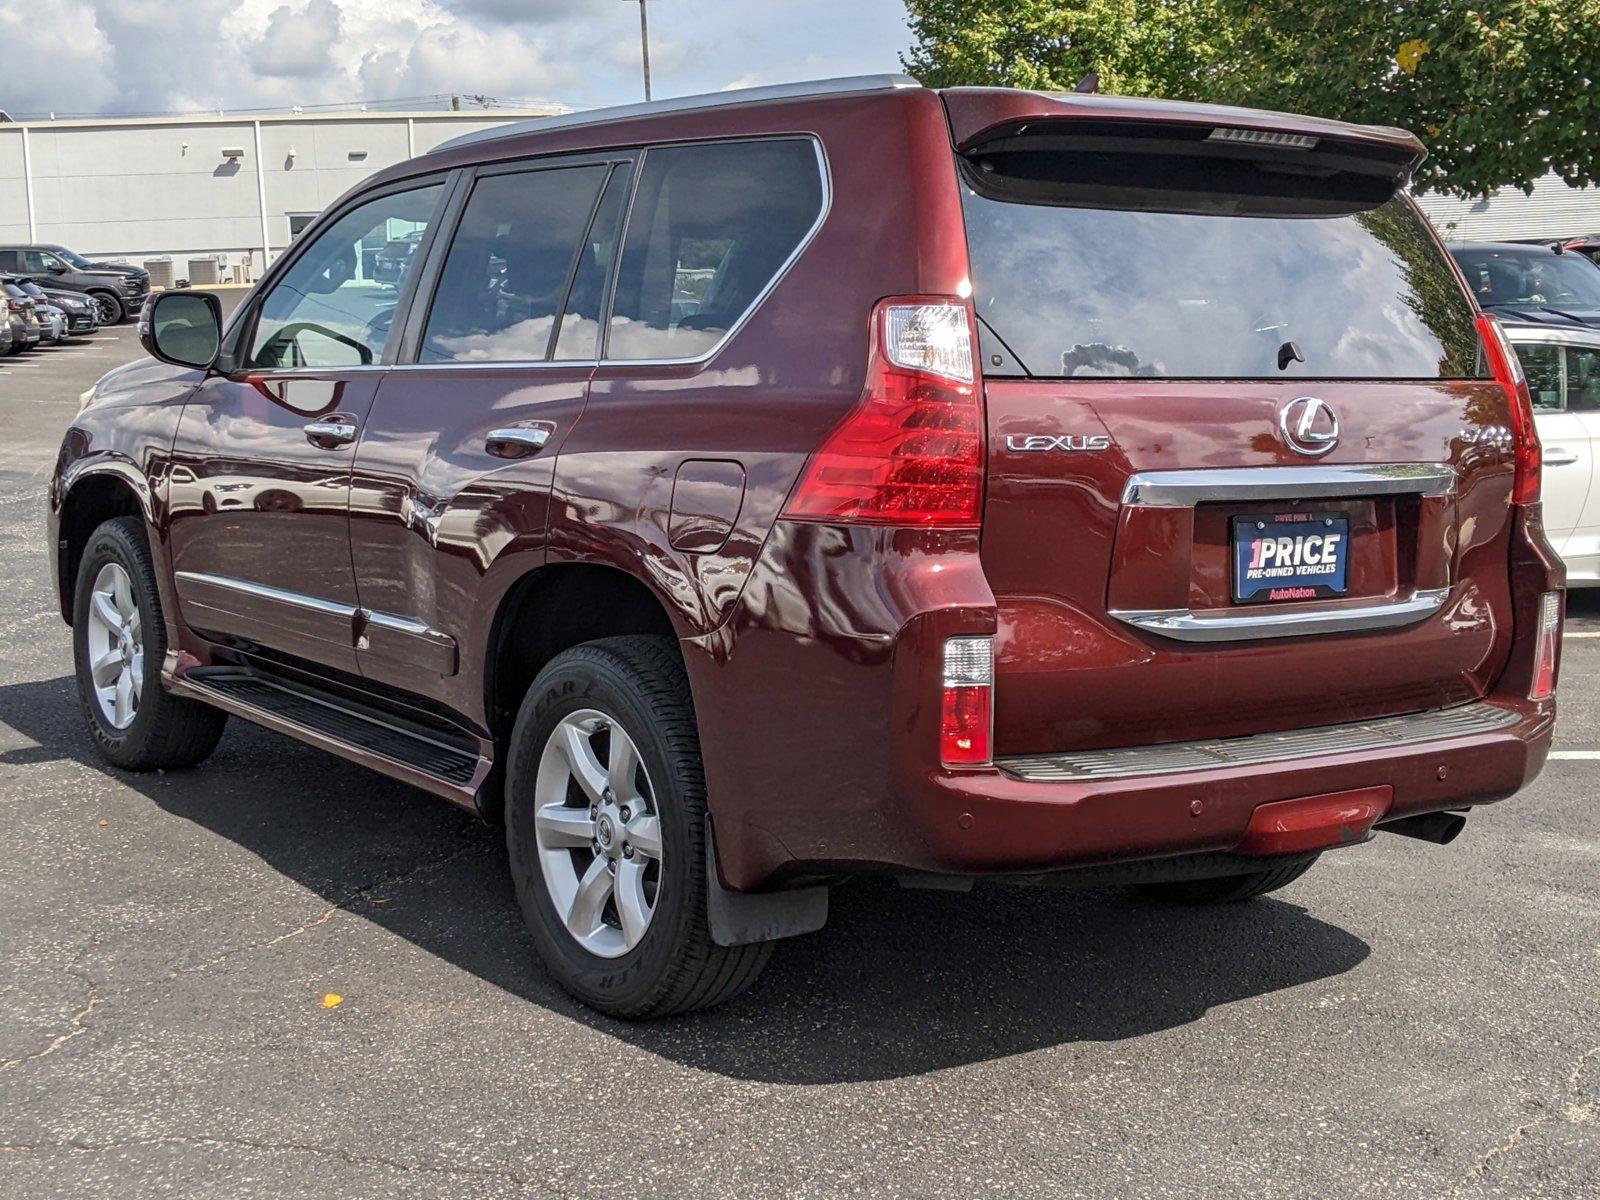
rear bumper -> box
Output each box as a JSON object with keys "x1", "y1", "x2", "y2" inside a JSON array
[{"x1": 892, "y1": 697, "x2": 1551, "y2": 876}]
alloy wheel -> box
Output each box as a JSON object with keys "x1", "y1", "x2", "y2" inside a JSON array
[
  {"x1": 533, "y1": 709, "x2": 664, "y2": 958},
  {"x1": 85, "y1": 562, "x2": 143, "y2": 730},
  {"x1": 93, "y1": 295, "x2": 119, "y2": 324}
]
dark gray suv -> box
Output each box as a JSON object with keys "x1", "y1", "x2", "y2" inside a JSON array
[{"x1": 0, "y1": 244, "x2": 149, "y2": 324}]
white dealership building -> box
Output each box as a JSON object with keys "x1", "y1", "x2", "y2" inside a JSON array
[{"x1": 0, "y1": 106, "x2": 565, "y2": 284}]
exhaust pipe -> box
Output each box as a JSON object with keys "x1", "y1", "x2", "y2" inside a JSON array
[{"x1": 1382, "y1": 811, "x2": 1468, "y2": 845}]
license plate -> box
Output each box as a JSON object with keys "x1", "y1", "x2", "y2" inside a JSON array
[{"x1": 1232, "y1": 513, "x2": 1350, "y2": 603}]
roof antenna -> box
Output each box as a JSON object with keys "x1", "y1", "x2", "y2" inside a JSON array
[{"x1": 1074, "y1": 72, "x2": 1100, "y2": 94}]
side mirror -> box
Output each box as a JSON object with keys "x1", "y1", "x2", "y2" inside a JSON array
[
  {"x1": 48, "y1": 264, "x2": 69, "y2": 275},
  {"x1": 139, "y1": 290, "x2": 222, "y2": 370}
]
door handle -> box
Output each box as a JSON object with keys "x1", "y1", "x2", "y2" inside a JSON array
[
  {"x1": 1545, "y1": 448, "x2": 1581, "y2": 466},
  {"x1": 486, "y1": 422, "x2": 556, "y2": 459},
  {"x1": 304, "y1": 419, "x2": 358, "y2": 447}
]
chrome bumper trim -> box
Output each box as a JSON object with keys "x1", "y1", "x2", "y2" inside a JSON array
[
  {"x1": 1110, "y1": 587, "x2": 1450, "y2": 643},
  {"x1": 996, "y1": 703, "x2": 1521, "y2": 783},
  {"x1": 1121, "y1": 463, "x2": 1456, "y2": 507}
]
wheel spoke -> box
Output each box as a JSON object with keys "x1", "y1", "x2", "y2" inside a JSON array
[
  {"x1": 625, "y1": 813, "x2": 662, "y2": 861},
  {"x1": 608, "y1": 732, "x2": 639, "y2": 797},
  {"x1": 91, "y1": 590, "x2": 122, "y2": 632},
  {"x1": 111, "y1": 569, "x2": 135, "y2": 620},
  {"x1": 113, "y1": 670, "x2": 134, "y2": 727},
  {"x1": 565, "y1": 856, "x2": 613, "y2": 938},
  {"x1": 558, "y1": 720, "x2": 608, "y2": 805},
  {"x1": 129, "y1": 654, "x2": 144, "y2": 702},
  {"x1": 90, "y1": 649, "x2": 122, "y2": 688},
  {"x1": 614, "y1": 859, "x2": 651, "y2": 947},
  {"x1": 535, "y1": 803, "x2": 594, "y2": 849}
]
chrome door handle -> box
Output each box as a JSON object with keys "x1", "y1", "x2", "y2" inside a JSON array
[
  {"x1": 1545, "y1": 449, "x2": 1581, "y2": 466},
  {"x1": 304, "y1": 420, "x2": 357, "y2": 447},
  {"x1": 486, "y1": 423, "x2": 555, "y2": 458}
]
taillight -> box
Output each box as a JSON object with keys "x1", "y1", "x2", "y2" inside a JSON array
[
  {"x1": 1477, "y1": 313, "x2": 1541, "y2": 504},
  {"x1": 1530, "y1": 590, "x2": 1561, "y2": 699},
  {"x1": 784, "y1": 297, "x2": 983, "y2": 526},
  {"x1": 940, "y1": 636, "x2": 993, "y2": 766}
]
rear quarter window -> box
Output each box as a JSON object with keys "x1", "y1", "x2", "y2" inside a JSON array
[{"x1": 961, "y1": 153, "x2": 1481, "y2": 381}]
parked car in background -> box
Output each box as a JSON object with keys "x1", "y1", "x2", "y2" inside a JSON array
[
  {"x1": 1449, "y1": 241, "x2": 1600, "y2": 328},
  {"x1": 0, "y1": 244, "x2": 150, "y2": 325},
  {"x1": 0, "y1": 277, "x2": 42, "y2": 351},
  {"x1": 373, "y1": 230, "x2": 425, "y2": 285},
  {"x1": 1563, "y1": 235, "x2": 1600, "y2": 267},
  {"x1": 55, "y1": 78, "x2": 1562, "y2": 1018},
  {"x1": 15, "y1": 279, "x2": 70, "y2": 342},
  {"x1": 28, "y1": 280, "x2": 100, "y2": 334},
  {"x1": 0, "y1": 310, "x2": 12, "y2": 356},
  {"x1": 1504, "y1": 319, "x2": 1600, "y2": 585}
]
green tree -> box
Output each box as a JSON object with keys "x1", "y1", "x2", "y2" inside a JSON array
[{"x1": 901, "y1": 0, "x2": 1600, "y2": 197}]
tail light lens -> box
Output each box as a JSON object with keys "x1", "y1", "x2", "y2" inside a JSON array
[
  {"x1": 1477, "y1": 313, "x2": 1541, "y2": 504},
  {"x1": 784, "y1": 298, "x2": 983, "y2": 526},
  {"x1": 1531, "y1": 590, "x2": 1562, "y2": 699},
  {"x1": 940, "y1": 636, "x2": 993, "y2": 766}
]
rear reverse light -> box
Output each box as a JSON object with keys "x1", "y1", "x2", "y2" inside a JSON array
[
  {"x1": 1477, "y1": 313, "x2": 1542, "y2": 504},
  {"x1": 940, "y1": 636, "x2": 993, "y2": 766},
  {"x1": 784, "y1": 298, "x2": 983, "y2": 526},
  {"x1": 1531, "y1": 590, "x2": 1562, "y2": 699}
]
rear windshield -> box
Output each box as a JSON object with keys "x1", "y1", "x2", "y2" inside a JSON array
[{"x1": 961, "y1": 157, "x2": 1481, "y2": 380}]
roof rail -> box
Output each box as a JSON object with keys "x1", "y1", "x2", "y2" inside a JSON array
[{"x1": 428, "y1": 74, "x2": 921, "y2": 155}]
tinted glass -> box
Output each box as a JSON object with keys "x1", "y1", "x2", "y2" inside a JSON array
[
  {"x1": 1518, "y1": 343, "x2": 1564, "y2": 410},
  {"x1": 1451, "y1": 247, "x2": 1600, "y2": 311},
  {"x1": 553, "y1": 165, "x2": 631, "y2": 360},
  {"x1": 606, "y1": 139, "x2": 823, "y2": 361},
  {"x1": 421, "y1": 164, "x2": 607, "y2": 363},
  {"x1": 963, "y1": 183, "x2": 1481, "y2": 379},
  {"x1": 249, "y1": 184, "x2": 441, "y2": 370}
]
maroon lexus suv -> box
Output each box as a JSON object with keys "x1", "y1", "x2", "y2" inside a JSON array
[{"x1": 50, "y1": 77, "x2": 1563, "y2": 1017}]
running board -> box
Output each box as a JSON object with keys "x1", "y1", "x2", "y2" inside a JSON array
[{"x1": 169, "y1": 666, "x2": 489, "y2": 804}]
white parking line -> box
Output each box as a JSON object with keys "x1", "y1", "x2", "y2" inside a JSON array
[
  {"x1": 1548, "y1": 751, "x2": 1600, "y2": 760},
  {"x1": 1563, "y1": 631, "x2": 1600, "y2": 639}
]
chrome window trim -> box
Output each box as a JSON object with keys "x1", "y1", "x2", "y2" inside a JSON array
[
  {"x1": 1109, "y1": 587, "x2": 1451, "y2": 643},
  {"x1": 1504, "y1": 326, "x2": 1600, "y2": 350},
  {"x1": 175, "y1": 571, "x2": 357, "y2": 619},
  {"x1": 1121, "y1": 463, "x2": 1455, "y2": 507},
  {"x1": 429, "y1": 75, "x2": 919, "y2": 155}
]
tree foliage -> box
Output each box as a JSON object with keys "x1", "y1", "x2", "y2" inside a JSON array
[{"x1": 901, "y1": 0, "x2": 1600, "y2": 197}]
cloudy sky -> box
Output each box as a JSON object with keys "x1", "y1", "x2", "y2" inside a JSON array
[{"x1": 0, "y1": 0, "x2": 915, "y2": 119}]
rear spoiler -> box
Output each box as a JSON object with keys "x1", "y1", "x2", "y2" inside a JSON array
[{"x1": 943, "y1": 88, "x2": 1426, "y2": 217}]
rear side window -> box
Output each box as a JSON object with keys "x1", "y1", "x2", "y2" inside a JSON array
[
  {"x1": 421, "y1": 164, "x2": 610, "y2": 363},
  {"x1": 961, "y1": 134, "x2": 1481, "y2": 380},
  {"x1": 1516, "y1": 341, "x2": 1600, "y2": 412},
  {"x1": 605, "y1": 138, "x2": 824, "y2": 361}
]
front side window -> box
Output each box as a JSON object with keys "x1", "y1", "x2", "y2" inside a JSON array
[
  {"x1": 606, "y1": 139, "x2": 824, "y2": 361},
  {"x1": 421, "y1": 164, "x2": 609, "y2": 363},
  {"x1": 248, "y1": 184, "x2": 441, "y2": 370},
  {"x1": 22, "y1": 250, "x2": 59, "y2": 273}
]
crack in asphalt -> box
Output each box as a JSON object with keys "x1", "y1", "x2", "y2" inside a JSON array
[
  {"x1": 0, "y1": 1133, "x2": 560, "y2": 1193},
  {"x1": 0, "y1": 828, "x2": 485, "y2": 1077},
  {"x1": 1454, "y1": 1041, "x2": 1600, "y2": 1190}
]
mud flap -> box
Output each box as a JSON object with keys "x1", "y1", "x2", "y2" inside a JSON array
[{"x1": 705, "y1": 825, "x2": 828, "y2": 947}]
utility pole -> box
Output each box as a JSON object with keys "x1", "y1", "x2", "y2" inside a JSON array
[{"x1": 627, "y1": 0, "x2": 652, "y2": 101}]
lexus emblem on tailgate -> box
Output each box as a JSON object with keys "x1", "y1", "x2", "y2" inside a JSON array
[{"x1": 1279, "y1": 396, "x2": 1340, "y2": 457}]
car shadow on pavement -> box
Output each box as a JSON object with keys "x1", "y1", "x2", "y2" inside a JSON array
[{"x1": 0, "y1": 675, "x2": 1370, "y2": 1085}]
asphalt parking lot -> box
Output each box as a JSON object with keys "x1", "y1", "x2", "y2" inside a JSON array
[{"x1": 0, "y1": 306, "x2": 1595, "y2": 1199}]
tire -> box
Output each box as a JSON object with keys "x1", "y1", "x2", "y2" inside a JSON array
[
  {"x1": 89, "y1": 291, "x2": 124, "y2": 326},
  {"x1": 505, "y1": 635, "x2": 771, "y2": 1018},
  {"x1": 71, "y1": 516, "x2": 227, "y2": 770},
  {"x1": 1136, "y1": 856, "x2": 1319, "y2": 904}
]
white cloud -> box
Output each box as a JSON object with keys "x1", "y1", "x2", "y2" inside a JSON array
[{"x1": 0, "y1": 0, "x2": 912, "y2": 118}]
